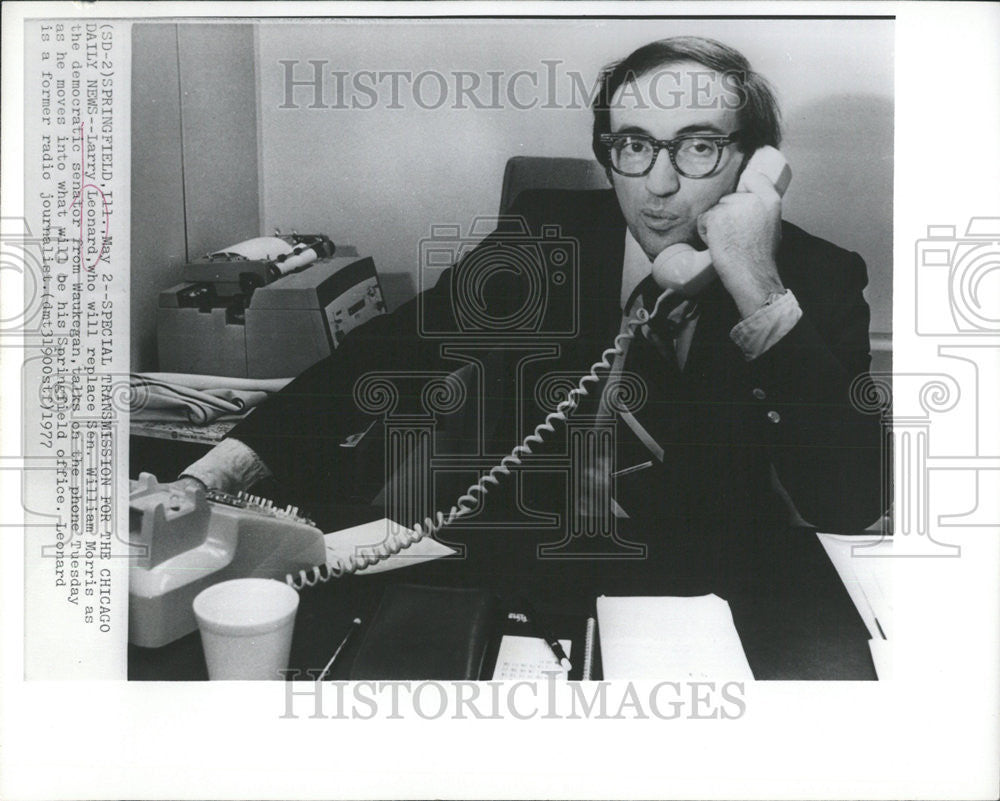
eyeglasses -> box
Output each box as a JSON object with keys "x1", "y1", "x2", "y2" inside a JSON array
[{"x1": 599, "y1": 132, "x2": 741, "y2": 178}]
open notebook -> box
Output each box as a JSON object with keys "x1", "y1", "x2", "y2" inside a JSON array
[{"x1": 597, "y1": 594, "x2": 754, "y2": 680}]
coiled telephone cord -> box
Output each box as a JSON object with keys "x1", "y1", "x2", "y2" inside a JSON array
[{"x1": 286, "y1": 289, "x2": 675, "y2": 589}]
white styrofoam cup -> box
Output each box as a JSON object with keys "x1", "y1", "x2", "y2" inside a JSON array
[{"x1": 193, "y1": 578, "x2": 300, "y2": 680}]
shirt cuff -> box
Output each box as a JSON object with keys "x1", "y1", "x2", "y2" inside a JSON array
[
  {"x1": 729, "y1": 288, "x2": 803, "y2": 360},
  {"x1": 180, "y1": 437, "x2": 272, "y2": 493}
]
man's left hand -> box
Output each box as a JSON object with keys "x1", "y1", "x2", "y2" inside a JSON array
[{"x1": 697, "y1": 170, "x2": 784, "y2": 318}]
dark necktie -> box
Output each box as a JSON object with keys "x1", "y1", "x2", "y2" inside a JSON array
[{"x1": 628, "y1": 275, "x2": 698, "y2": 364}]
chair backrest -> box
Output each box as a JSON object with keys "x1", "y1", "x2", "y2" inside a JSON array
[{"x1": 499, "y1": 156, "x2": 611, "y2": 215}]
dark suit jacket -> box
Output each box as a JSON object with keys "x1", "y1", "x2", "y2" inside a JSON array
[{"x1": 230, "y1": 189, "x2": 885, "y2": 535}]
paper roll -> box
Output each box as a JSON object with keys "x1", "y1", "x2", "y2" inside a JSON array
[{"x1": 212, "y1": 236, "x2": 293, "y2": 261}]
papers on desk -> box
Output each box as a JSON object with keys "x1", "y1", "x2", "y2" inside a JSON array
[
  {"x1": 817, "y1": 534, "x2": 892, "y2": 637},
  {"x1": 492, "y1": 635, "x2": 572, "y2": 681},
  {"x1": 817, "y1": 533, "x2": 893, "y2": 679},
  {"x1": 868, "y1": 636, "x2": 892, "y2": 680},
  {"x1": 596, "y1": 594, "x2": 754, "y2": 681},
  {"x1": 323, "y1": 518, "x2": 455, "y2": 574}
]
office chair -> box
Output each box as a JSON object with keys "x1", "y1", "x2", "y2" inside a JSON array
[{"x1": 498, "y1": 156, "x2": 610, "y2": 216}]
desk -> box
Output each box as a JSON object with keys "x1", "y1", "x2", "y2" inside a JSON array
[{"x1": 128, "y1": 508, "x2": 878, "y2": 681}]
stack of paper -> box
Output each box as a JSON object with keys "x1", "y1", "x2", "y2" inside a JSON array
[
  {"x1": 817, "y1": 533, "x2": 893, "y2": 679},
  {"x1": 596, "y1": 594, "x2": 754, "y2": 680},
  {"x1": 816, "y1": 533, "x2": 892, "y2": 641}
]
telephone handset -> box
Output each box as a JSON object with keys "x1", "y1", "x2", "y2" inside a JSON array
[
  {"x1": 650, "y1": 145, "x2": 792, "y2": 297},
  {"x1": 286, "y1": 148, "x2": 793, "y2": 589}
]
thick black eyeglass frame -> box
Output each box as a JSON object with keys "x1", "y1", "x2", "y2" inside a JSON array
[{"x1": 599, "y1": 132, "x2": 741, "y2": 178}]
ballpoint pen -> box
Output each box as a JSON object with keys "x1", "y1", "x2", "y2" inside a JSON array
[
  {"x1": 316, "y1": 617, "x2": 361, "y2": 681},
  {"x1": 521, "y1": 600, "x2": 572, "y2": 672}
]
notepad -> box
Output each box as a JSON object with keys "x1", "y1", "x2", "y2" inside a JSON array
[
  {"x1": 323, "y1": 518, "x2": 455, "y2": 575},
  {"x1": 596, "y1": 594, "x2": 754, "y2": 680},
  {"x1": 491, "y1": 635, "x2": 572, "y2": 680}
]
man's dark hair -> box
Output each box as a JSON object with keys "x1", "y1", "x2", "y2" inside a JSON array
[{"x1": 592, "y1": 36, "x2": 782, "y2": 169}]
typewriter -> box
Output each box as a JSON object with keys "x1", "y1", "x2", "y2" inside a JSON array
[{"x1": 157, "y1": 234, "x2": 386, "y2": 378}]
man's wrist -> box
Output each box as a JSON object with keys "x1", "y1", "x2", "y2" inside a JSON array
[
  {"x1": 730, "y1": 264, "x2": 784, "y2": 319},
  {"x1": 730, "y1": 288, "x2": 802, "y2": 360},
  {"x1": 180, "y1": 438, "x2": 272, "y2": 495}
]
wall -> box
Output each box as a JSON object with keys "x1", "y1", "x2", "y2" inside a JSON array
[
  {"x1": 130, "y1": 23, "x2": 260, "y2": 370},
  {"x1": 256, "y1": 18, "x2": 893, "y2": 335}
]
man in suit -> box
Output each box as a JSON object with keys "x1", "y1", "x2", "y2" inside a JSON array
[{"x1": 174, "y1": 37, "x2": 885, "y2": 542}]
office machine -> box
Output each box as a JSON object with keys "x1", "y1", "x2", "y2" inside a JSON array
[
  {"x1": 128, "y1": 473, "x2": 326, "y2": 648},
  {"x1": 157, "y1": 234, "x2": 387, "y2": 378}
]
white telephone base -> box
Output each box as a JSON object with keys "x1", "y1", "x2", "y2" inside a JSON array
[{"x1": 128, "y1": 473, "x2": 325, "y2": 648}]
